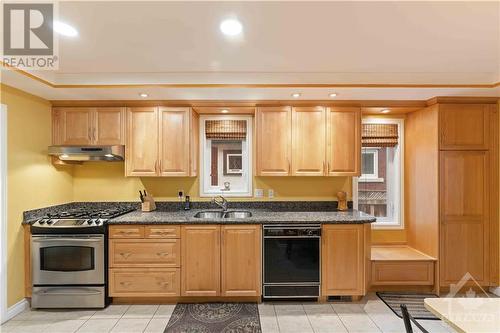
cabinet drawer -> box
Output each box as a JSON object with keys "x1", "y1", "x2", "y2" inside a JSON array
[
  {"x1": 371, "y1": 261, "x2": 434, "y2": 285},
  {"x1": 109, "y1": 268, "x2": 180, "y2": 297},
  {"x1": 145, "y1": 226, "x2": 180, "y2": 239},
  {"x1": 109, "y1": 239, "x2": 180, "y2": 267},
  {"x1": 109, "y1": 225, "x2": 144, "y2": 239}
]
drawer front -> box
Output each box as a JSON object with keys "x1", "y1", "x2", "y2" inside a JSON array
[
  {"x1": 109, "y1": 268, "x2": 180, "y2": 296},
  {"x1": 110, "y1": 239, "x2": 180, "y2": 267},
  {"x1": 109, "y1": 226, "x2": 144, "y2": 239},
  {"x1": 372, "y1": 261, "x2": 434, "y2": 286},
  {"x1": 145, "y1": 226, "x2": 180, "y2": 239}
]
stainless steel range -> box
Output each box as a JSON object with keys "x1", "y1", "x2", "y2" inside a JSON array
[{"x1": 30, "y1": 206, "x2": 134, "y2": 308}]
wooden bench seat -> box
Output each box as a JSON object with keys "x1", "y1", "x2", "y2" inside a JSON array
[{"x1": 371, "y1": 245, "x2": 436, "y2": 286}]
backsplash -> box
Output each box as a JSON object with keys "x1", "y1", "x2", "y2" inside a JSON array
[{"x1": 71, "y1": 163, "x2": 353, "y2": 201}]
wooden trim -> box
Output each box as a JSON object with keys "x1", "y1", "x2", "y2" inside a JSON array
[
  {"x1": 427, "y1": 96, "x2": 500, "y2": 106},
  {"x1": 50, "y1": 100, "x2": 429, "y2": 108},
  {"x1": 111, "y1": 296, "x2": 261, "y2": 304}
]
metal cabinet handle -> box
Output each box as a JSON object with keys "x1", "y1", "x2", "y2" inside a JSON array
[
  {"x1": 156, "y1": 252, "x2": 169, "y2": 257},
  {"x1": 93, "y1": 128, "x2": 97, "y2": 142},
  {"x1": 119, "y1": 252, "x2": 132, "y2": 259}
]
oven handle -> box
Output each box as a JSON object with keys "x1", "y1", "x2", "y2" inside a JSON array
[
  {"x1": 32, "y1": 238, "x2": 103, "y2": 243},
  {"x1": 33, "y1": 289, "x2": 102, "y2": 296}
]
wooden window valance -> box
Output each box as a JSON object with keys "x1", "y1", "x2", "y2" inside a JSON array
[
  {"x1": 362, "y1": 123, "x2": 399, "y2": 147},
  {"x1": 205, "y1": 120, "x2": 247, "y2": 140}
]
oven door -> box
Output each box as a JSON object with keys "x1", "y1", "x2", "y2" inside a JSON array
[
  {"x1": 263, "y1": 237, "x2": 320, "y2": 284},
  {"x1": 32, "y1": 235, "x2": 104, "y2": 285}
]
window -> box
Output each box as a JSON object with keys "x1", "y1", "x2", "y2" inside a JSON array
[
  {"x1": 360, "y1": 148, "x2": 383, "y2": 182},
  {"x1": 200, "y1": 115, "x2": 253, "y2": 197},
  {"x1": 354, "y1": 118, "x2": 404, "y2": 229}
]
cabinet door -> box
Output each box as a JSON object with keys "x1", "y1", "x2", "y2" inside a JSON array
[
  {"x1": 440, "y1": 151, "x2": 490, "y2": 286},
  {"x1": 256, "y1": 107, "x2": 292, "y2": 176},
  {"x1": 439, "y1": 104, "x2": 492, "y2": 150},
  {"x1": 181, "y1": 225, "x2": 221, "y2": 296},
  {"x1": 221, "y1": 225, "x2": 261, "y2": 296},
  {"x1": 322, "y1": 225, "x2": 365, "y2": 296},
  {"x1": 125, "y1": 107, "x2": 158, "y2": 176},
  {"x1": 94, "y1": 107, "x2": 125, "y2": 145},
  {"x1": 158, "y1": 107, "x2": 190, "y2": 176},
  {"x1": 53, "y1": 108, "x2": 93, "y2": 145},
  {"x1": 292, "y1": 107, "x2": 326, "y2": 176},
  {"x1": 326, "y1": 107, "x2": 361, "y2": 176}
]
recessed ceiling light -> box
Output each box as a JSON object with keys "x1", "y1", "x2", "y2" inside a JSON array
[
  {"x1": 220, "y1": 19, "x2": 243, "y2": 36},
  {"x1": 291, "y1": 93, "x2": 301, "y2": 98},
  {"x1": 53, "y1": 21, "x2": 78, "y2": 37},
  {"x1": 221, "y1": 109, "x2": 229, "y2": 113},
  {"x1": 329, "y1": 93, "x2": 338, "y2": 98},
  {"x1": 381, "y1": 109, "x2": 390, "y2": 113},
  {"x1": 139, "y1": 93, "x2": 149, "y2": 98}
]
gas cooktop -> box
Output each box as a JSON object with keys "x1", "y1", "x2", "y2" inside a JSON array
[{"x1": 30, "y1": 206, "x2": 136, "y2": 234}]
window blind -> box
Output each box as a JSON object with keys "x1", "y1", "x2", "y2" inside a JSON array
[
  {"x1": 205, "y1": 120, "x2": 247, "y2": 140},
  {"x1": 362, "y1": 123, "x2": 398, "y2": 147}
]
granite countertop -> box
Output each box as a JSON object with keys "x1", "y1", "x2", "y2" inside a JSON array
[
  {"x1": 22, "y1": 201, "x2": 376, "y2": 225},
  {"x1": 108, "y1": 209, "x2": 376, "y2": 225}
]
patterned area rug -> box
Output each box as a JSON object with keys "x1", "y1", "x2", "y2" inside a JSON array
[
  {"x1": 165, "y1": 303, "x2": 261, "y2": 333},
  {"x1": 376, "y1": 292, "x2": 439, "y2": 320}
]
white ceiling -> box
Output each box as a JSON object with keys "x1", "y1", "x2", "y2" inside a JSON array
[{"x1": 1, "y1": 1, "x2": 499, "y2": 100}]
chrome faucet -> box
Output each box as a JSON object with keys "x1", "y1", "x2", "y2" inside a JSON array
[{"x1": 212, "y1": 196, "x2": 228, "y2": 212}]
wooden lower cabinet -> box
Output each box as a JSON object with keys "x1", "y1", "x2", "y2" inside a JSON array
[
  {"x1": 109, "y1": 268, "x2": 180, "y2": 297},
  {"x1": 181, "y1": 225, "x2": 221, "y2": 296},
  {"x1": 221, "y1": 225, "x2": 261, "y2": 296},
  {"x1": 181, "y1": 225, "x2": 262, "y2": 297},
  {"x1": 321, "y1": 224, "x2": 369, "y2": 296}
]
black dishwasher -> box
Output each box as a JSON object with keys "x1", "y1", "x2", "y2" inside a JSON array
[{"x1": 263, "y1": 225, "x2": 321, "y2": 299}]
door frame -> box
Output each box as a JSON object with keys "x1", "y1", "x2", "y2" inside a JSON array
[{"x1": 0, "y1": 104, "x2": 7, "y2": 323}]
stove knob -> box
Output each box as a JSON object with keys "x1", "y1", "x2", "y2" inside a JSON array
[
  {"x1": 95, "y1": 220, "x2": 102, "y2": 225},
  {"x1": 87, "y1": 220, "x2": 93, "y2": 225},
  {"x1": 46, "y1": 220, "x2": 53, "y2": 225},
  {"x1": 38, "y1": 219, "x2": 45, "y2": 225}
]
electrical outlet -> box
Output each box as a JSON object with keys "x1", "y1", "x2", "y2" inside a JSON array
[
  {"x1": 254, "y1": 189, "x2": 264, "y2": 198},
  {"x1": 268, "y1": 189, "x2": 274, "y2": 198},
  {"x1": 178, "y1": 190, "x2": 184, "y2": 199}
]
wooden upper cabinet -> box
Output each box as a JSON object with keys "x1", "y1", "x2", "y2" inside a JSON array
[
  {"x1": 53, "y1": 108, "x2": 93, "y2": 145},
  {"x1": 256, "y1": 107, "x2": 292, "y2": 176},
  {"x1": 126, "y1": 107, "x2": 159, "y2": 176},
  {"x1": 322, "y1": 224, "x2": 366, "y2": 296},
  {"x1": 94, "y1": 108, "x2": 125, "y2": 145},
  {"x1": 326, "y1": 107, "x2": 361, "y2": 176},
  {"x1": 292, "y1": 106, "x2": 326, "y2": 176},
  {"x1": 158, "y1": 107, "x2": 190, "y2": 176},
  {"x1": 53, "y1": 107, "x2": 125, "y2": 145},
  {"x1": 439, "y1": 104, "x2": 492, "y2": 150},
  {"x1": 221, "y1": 225, "x2": 261, "y2": 297},
  {"x1": 440, "y1": 150, "x2": 490, "y2": 286},
  {"x1": 181, "y1": 225, "x2": 221, "y2": 296}
]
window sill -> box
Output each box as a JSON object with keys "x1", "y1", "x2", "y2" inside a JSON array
[{"x1": 359, "y1": 177, "x2": 385, "y2": 183}]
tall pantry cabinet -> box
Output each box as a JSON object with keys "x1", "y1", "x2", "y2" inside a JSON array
[{"x1": 438, "y1": 103, "x2": 498, "y2": 287}]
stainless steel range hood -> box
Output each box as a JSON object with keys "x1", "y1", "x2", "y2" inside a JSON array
[{"x1": 48, "y1": 145, "x2": 125, "y2": 162}]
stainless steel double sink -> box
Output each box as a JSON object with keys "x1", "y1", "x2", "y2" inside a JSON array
[{"x1": 193, "y1": 211, "x2": 252, "y2": 219}]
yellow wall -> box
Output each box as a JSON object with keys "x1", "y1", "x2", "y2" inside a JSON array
[
  {"x1": 72, "y1": 162, "x2": 352, "y2": 201},
  {"x1": 1, "y1": 84, "x2": 74, "y2": 307}
]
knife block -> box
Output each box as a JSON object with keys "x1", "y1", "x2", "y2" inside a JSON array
[{"x1": 141, "y1": 195, "x2": 157, "y2": 212}]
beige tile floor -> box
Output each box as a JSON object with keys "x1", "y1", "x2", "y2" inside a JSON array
[{"x1": 0, "y1": 294, "x2": 455, "y2": 333}]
